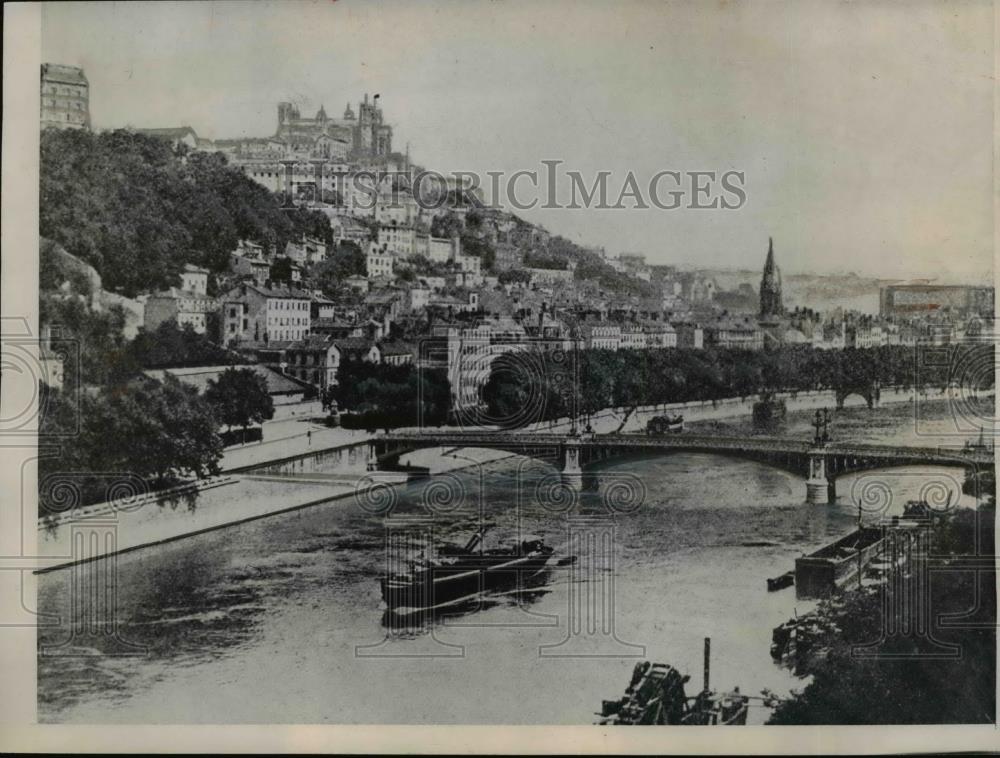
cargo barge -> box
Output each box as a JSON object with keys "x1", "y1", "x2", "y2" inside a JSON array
[{"x1": 795, "y1": 526, "x2": 885, "y2": 599}]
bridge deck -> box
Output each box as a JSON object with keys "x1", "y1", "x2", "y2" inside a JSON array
[{"x1": 378, "y1": 431, "x2": 994, "y2": 466}]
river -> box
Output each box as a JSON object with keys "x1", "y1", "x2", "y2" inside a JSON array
[{"x1": 37, "y1": 398, "x2": 990, "y2": 723}]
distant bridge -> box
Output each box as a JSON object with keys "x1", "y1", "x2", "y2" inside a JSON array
[{"x1": 368, "y1": 430, "x2": 994, "y2": 503}]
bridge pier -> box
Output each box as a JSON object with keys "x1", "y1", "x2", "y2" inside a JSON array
[
  {"x1": 367, "y1": 441, "x2": 379, "y2": 472},
  {"x1": 561, "y1": 438, "x2": 583, "y2": 490},
  {"x1": 806, "y1": 451, "x2": 830, "y2": 504}
]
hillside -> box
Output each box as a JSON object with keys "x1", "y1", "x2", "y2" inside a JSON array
[{"x1": 40, "y1": 129, "x2": 331, "y2": 297}]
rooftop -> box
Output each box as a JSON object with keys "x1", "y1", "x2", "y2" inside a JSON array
[
  {"x1": 143, "y1": 364, "x2": 310, "y2": 396},
  {"x1": 41, "y1": 63, "x2": 88, "y2": 86},
  {"x1": 227, "y1": 283, "x2": 313, "y2": 300},
  {"x1": 134, "y1": 126, "x2": 199, "y2": 141}
]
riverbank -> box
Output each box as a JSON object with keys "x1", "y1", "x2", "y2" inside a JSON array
[
  {"x1": 766, "y1": 503, "x2": 996, "y2": 724},
  {"x1": 36, "y1": 463, "x2": 407, "y2": 573},
  {"x1": 37, "y1": 398, "x2": 985, "y2": 724},
  {"x1": 36, "y1": 385, "x2": 964, "y2": 572}
]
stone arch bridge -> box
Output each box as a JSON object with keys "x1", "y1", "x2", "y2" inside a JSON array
[{"x1": 369, "y1": 430, "x2": 993, "y2": 503}]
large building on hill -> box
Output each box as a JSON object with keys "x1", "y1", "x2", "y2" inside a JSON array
[
  {"x1": 268, "y1": 93, "x2": 394, "y2": 161},
  {"x1": 40, "y1": 63, "x2": 91, "y2": 131}
]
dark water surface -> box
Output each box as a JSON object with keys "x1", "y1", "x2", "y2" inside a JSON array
[{"x1": 37, "y1": 400, "x2": 989, "y2": 723}]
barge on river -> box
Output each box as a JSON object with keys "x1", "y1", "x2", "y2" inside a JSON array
[
  {"x1": 795, "y1": 526, "x2": 886, "y2": 599},
  {"x1": 380, "y1": 530, "x2": 556, "y2": 613}
]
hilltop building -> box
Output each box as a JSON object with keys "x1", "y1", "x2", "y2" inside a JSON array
[
  {"x1": 274, "y1": 93, "x2": 393, "y2": 160},
  {"x1": 40, "y1": 63, "x2": 91, "y2": 131}
]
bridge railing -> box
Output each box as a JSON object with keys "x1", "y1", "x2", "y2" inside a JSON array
[{"x1": 380, "y1": 430, "x2": 992, "y2": 465}]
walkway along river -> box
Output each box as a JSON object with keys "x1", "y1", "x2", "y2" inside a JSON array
[
  {"x1": 37, "y1": 398, "x2": 989, "y2": 723},
  {"x1": 34, "y1": 385, "x2": 953, "y2": 569}
]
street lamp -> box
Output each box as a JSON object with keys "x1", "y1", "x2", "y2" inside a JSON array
[{"x1": 569, "y1": 322, "x2": 581, "y2": 437}]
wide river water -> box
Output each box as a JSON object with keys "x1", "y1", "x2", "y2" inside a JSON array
[{"x1": 37, "y1": 398, "x2": 991, "y2": 723}]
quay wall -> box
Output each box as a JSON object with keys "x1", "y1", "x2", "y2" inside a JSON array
[{"x1": 35, "y1": 385, "x2": 958, "y2": 570}]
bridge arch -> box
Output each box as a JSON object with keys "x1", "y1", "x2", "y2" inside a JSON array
[
  {"x1": 370, "y1": 439, "x2": 564, "y2": 473},
  {"x1": 835, "y1": 380, "x2": 881, "y2": 410}
]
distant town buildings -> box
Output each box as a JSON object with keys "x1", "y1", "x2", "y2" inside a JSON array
[
  {"x1": 37, "y1": 70, "x2": 997, "y2": 421},
  {"x1": 879, "y1": 284, "x2": 994, "y2": 320},
  {"x1": 40, "y1": 63, "x2": 91, "y2": 131}
]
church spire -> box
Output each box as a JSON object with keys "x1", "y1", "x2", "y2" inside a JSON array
[{"x1": 759, "y1": 236, "x2": 783, "y2": 318}]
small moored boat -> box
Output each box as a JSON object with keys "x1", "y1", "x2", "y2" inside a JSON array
[
  {"x1": 766, "y1": 571, "x2": 795, "y2": 592},
  {"x1": 596, "y1": 639, "x2": 750, "y2": 725}
]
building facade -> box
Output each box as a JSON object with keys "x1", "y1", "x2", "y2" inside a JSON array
[
  {"x1": 223, "y1": 283, "x2": 312, "y2": 344},
  {"x1": 41, "y1": 64, "x2": 91, "y2": 131}
]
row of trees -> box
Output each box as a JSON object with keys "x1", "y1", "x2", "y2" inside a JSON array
[
  {"x1": 40, "y1": 312, "x2": 245, "y2": 390},
  {"x1": 482, "y1": 344, "x2": 993, "y2": 426},
  {"x1": 38, "y1": 367, "x2": 274, "y2": 515},
  {"x1": 327, "y1": 360, "x2": 451, "y2": 430},
  {"x1": 40, "y1": 129, "x2": 331, "y2": 296}
]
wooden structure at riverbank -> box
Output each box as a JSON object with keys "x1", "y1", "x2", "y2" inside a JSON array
[
  {"x1": 596, "y1": 639, "x2": 750, "y2": 726},
  {"x1": 795, "y1": 526, "x2": 886, "y2": 599}
]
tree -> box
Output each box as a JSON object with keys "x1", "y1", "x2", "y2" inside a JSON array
[
  {"x1": 270, "y1": 256, "x2": 294, "y2": 283},
  {"x1": 38, "y1": 376, "x2": 223, "y2": 513},
  {"x1": 312, "y1": 241, "x2": 366, "y2": 296},
  {"x1": 430, "y1": 211, "x2": 464, "y2": 239},
  {"x1": 127, "y1": 320, "x2": 238, "y2": 369},
  {"x1": 205, "y1": 367, "x2": 275, "y2": 438},
  {"x1": 39, "y1": 129, "x2": 331, "y2": 296},
  {"x1": 333, "y1": 361, "x2": 450, "y2": 429},
  {"x1": 39, "y1": 292, "x2": 132, "y2": 389},
  {"x1": 499, "y1": 269, "x2": 532, "y2": 285}
]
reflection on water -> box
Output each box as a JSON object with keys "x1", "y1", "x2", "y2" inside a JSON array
[{"x1": 37, "y1": 401, "x2": 989, "y2": 723}]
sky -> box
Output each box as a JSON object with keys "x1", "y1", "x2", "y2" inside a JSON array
[{"x1": 41, "y1": 0, "x2": 994, "y2": 281}]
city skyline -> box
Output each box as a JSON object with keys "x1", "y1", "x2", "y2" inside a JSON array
[
  {"x1": 15, "y1": 1, "x2": 998, "y2": 741},
  {"x1": 41, "y1": 0, "x2": 993, "y2": 280}
]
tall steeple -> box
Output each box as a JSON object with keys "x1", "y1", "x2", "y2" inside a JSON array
[{"x1": 759, "y1": 236, "x2": 784, "y2": 318}]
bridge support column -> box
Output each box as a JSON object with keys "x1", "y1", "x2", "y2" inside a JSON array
[
  {"x1": 366, "y1": 441, "x2": 379, "y2": 472},
  {"x1": 806, "y1": 451, "x2": 830, "y2": 504},
  {"x1": 561, "y1": 439, "x2": 583, "y2": 490}
]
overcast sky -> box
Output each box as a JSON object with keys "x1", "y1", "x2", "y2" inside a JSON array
[{"x1": 42, "y1": 0, "x2": 993, "y2": 281}]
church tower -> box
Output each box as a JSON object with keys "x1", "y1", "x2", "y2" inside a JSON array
[{"x1": 759, "y1": 237, "x2": 783, "y2": 318}]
